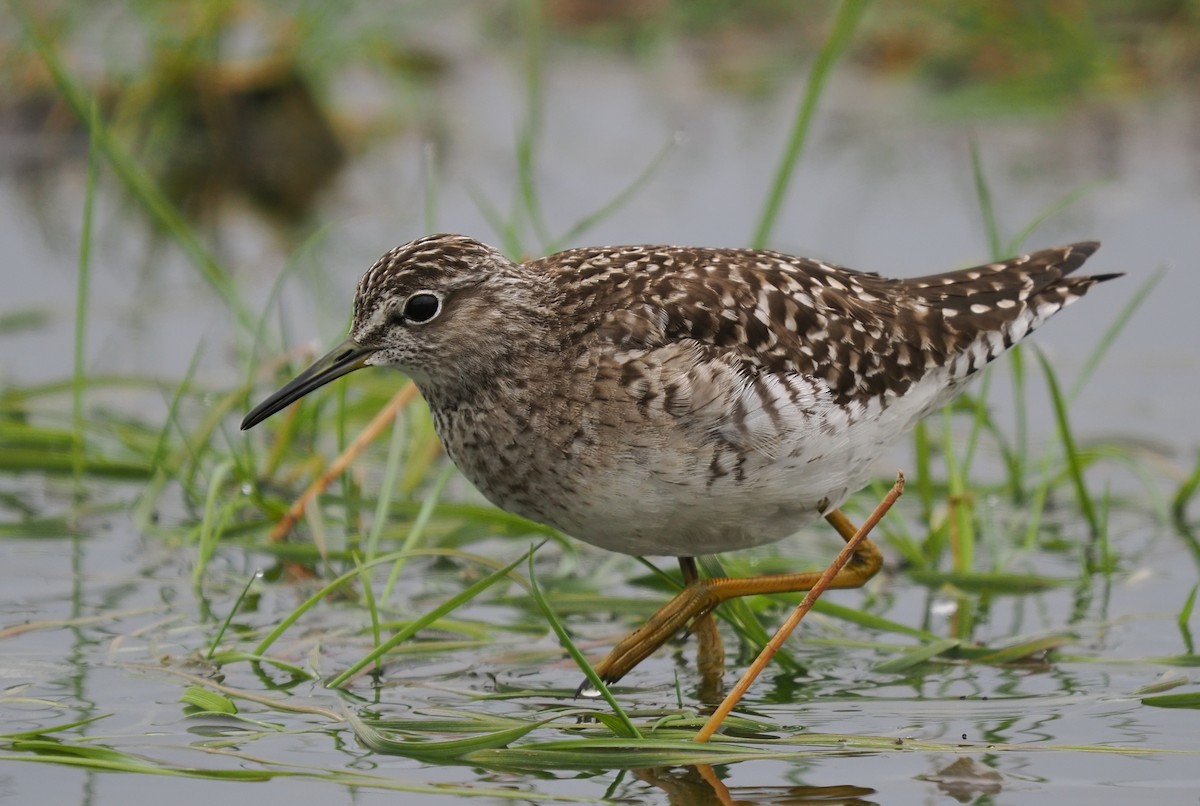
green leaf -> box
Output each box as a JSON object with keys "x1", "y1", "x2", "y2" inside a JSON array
[
  {"x1": 970, "y1": 633, "x2": 1075, "y2": 665},
  {"x1": 872, "y1": 638, "x2": 962, "y2": 674},
  {"x1": 180, "y1": 685, "x2": 238, "y2": 715},
  {"x1": 907, "y1": 570, "x2": 1072, "y2": 593},
  {"x1": 1141, "y1": 692, "x2": 1200, "y2": 709},
  {"x1": 464, "y1": 737, "x2": 791, "y2": 770},
  {"x1": 344, "y1": 707, "x2": 549, "y2": 762}
]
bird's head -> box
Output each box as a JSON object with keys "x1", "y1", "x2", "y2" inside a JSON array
[{"x1": 241, "y1": 234, "x2": 545, "y2": 430}]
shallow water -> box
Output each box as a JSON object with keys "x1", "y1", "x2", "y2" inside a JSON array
[
  {"x1": 2, "y1": 496, "x2": 1194, "y2": 803},
  {"x1": 3, "y1": 12, "x2": 1200, "y2": 805}
]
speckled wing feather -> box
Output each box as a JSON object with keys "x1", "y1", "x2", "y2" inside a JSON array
[
  {"x1": 537, "y1": 241, "x2": 1114, "y2": 406},
  {"x1": 892, "y1": 241, "x2": 1114, "y2": 390}
]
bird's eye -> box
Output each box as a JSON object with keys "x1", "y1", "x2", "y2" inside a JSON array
[{"x1": 403, "y1": 292, "x2": 441, "y2": 323}]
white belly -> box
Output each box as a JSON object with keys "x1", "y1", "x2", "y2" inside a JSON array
[{"x1": 541, "y1": 366, "x2": 962, "y2": 556}]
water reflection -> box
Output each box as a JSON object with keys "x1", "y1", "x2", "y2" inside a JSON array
[{"x1": 634, "y1": 764, "x2": 877, "y2": 805}]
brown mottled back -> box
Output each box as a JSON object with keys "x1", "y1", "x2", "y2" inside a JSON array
[{"x1": 531, "y1": 240, "x2": 1113, "y2": 406}]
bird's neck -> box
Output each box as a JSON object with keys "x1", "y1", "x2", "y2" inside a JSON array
[{"x1": 418, "y1": 318, "x2": 565, "y2": 417}]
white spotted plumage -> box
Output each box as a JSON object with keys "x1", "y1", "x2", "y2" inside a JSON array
[{"x1": 338, "y1": 235, "x2": 1117, "y2": 556}]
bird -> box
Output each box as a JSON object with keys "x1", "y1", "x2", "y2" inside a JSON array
[{"x1": 241, "y1": 234, "x2": 1118, "y2": 685}]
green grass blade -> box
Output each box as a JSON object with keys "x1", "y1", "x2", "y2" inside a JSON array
[
  {"x1": 328, "y1": 550, "x2": 526, "y2": 689},
  {"x1": 345, "y1": 707, "x2": 554, "y2": 762},
  {"x1": 525, "y1": 547, "x2": 641, "y2": 739},
  {"x1": 751, "y1": 0, "x2": 869, "y2": 248},
  {"x1": 206, "y1": 571, "x2": 261, "y2": 661},
  {"x1": 970, "y1": 632, "x2": 1075, "y2": 665},
  {"x1": 0, "y1": 715, "x2": 111, "y2": 741},
  {"x1": 911, "y1": 420, "x2": 935, "y2": 528},
  {"x1": 871, "y1": 637, "x2": 961, "y2": 673},
  {"x1": 464, "y1": 737, "x2": 788, "y2": 770},
  {"x1": 365, "y1": 405, "x2": 409, "y2": 562},
  {"x1": 1005, "y1": 179, "x2": 1107, "y2": 255},
  {"x1": 1131, "y1": 672, "x2": 1189, "y2": 696},
  {"x1": 205, "y1": 652, "x2": 313, "y2": 678},
  {"x1": 810, "y1": 599, "x2": 940, "y2": 640},
  {"x1": 1034, "y1": 347, "x2": 1100, "y2": 536},
  {"x1": 968, "y1": 136, "x2": 1002, "y2": 259},
  {"x1": 548, "y1": 133, "x2": 682, "y2": 253},
  {"x1": 468, "y1": 184, "x2": 520, "y2": 258},
  {"x1": 907, "y1": 570, "x2": 1072, "y2": 593},
  {"x1": 180, "y1": 686, "x2": 238, "y2": 715},
  {"x1": 194, "y1": 460, "x2": 236, "y2": 585},
  {"x1": 356, "y1": 553, "x2": 383, "y2": 679},
  {"x1": 514, "y1": 0, "x2": 550, "y2": 249},
  {"x1": 1175, "y1": 453, "x2": 1200, "y2": 534},
  {"x1": 240, "y1": 225, "x2": 336, "y2": 389},
  {"x1": 1140, "y1": 692, "x2": 1200, "y2": 709},
  {"x1": 956, "y1": 378, "x2": 997, "y2": 491},
  {"x1": 422, "y1": 141, "x2": 440, "y2": 232},
  {"x1": 1178, "y1": 583, "x2": 1197, "y2": 656},
  {"x1": 71, "y1": 100, "x2": 99, "y2": 491},
  {"x1": 131, "y1": 346, "x2": 205, "y2": 529},
  {"x1": 941, "y1": 410, "x2": 975, "y2": 573},
  {"x1": 381, "y1": 463, "x2": 456, "y2": 603},
  {"x1": 0, "y1": 310, "x2": 49, "y2": 333},
  {"x1": 1021, "y1": 472, "x2": 1051, "y2": 550},
  {"x1": 1068, "y1": 268, "x2": 1161, "y2": 402},
  {"x1": 1007, "y1": 345, "x2": 1029, "y2": 500},
  {"x1": 252, "y1": 561, "x2": 376, "y2": 658}
]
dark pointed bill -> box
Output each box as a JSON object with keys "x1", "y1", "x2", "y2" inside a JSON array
[{"x1": 241, "y1": 338, "x2": 376, "y2": 430}]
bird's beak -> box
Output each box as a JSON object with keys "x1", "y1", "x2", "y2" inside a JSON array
[{"x1": 241, "y1": 337, "x2": 377, "y2": 430}]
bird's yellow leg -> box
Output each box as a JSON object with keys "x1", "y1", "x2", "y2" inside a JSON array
[
  {"x1": 591, "y1": 508, "x2": 883, "y2": 684},
  {"x1": 679, "y1": 557, "x2": 725, "y2": 695}
]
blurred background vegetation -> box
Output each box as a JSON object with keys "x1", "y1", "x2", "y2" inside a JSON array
[{"x1": 4, "y1": 0, "x2": 1197, "y2": 225}]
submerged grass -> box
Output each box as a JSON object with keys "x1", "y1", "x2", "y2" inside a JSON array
[{"x1": 6, "y1": 687, "x2": 1195, "y2": 790}]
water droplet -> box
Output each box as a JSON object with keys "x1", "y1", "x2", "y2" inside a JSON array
[
  {"x1": 578, "y1": 684, "x2": 601, "y2": 699},
  {"x1": 930, "y1": 597, "x2": 957, "y2": 618}
]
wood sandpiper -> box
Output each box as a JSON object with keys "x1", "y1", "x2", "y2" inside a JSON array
[{"x1": 242, "y1": 234, "x2": 1118, "y2": 684}]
